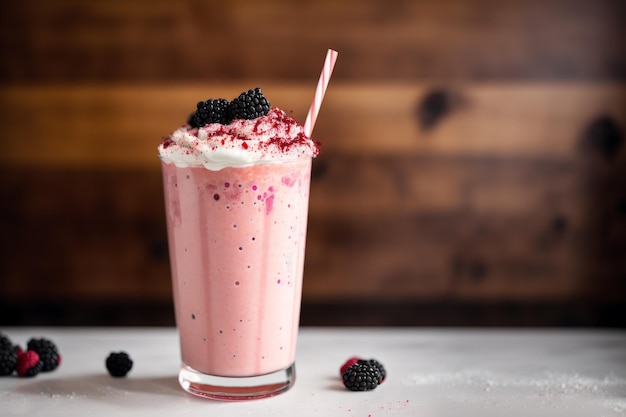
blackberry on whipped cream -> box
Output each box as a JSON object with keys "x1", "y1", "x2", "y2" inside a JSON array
[
  {"x1": 188, "y1": 88, "x2": 270, "y2": 128},
  {"x1": 159, "y1": 89, "x2": 319, "y2": 171},
  {"x1": 191, "y1": 98, "x2": 231, "y2": 127},
  {"x1": 229, "y1": 88, "x2": 270, "y2": 120}
]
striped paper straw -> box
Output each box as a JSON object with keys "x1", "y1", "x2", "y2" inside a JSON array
[{"x1": 304, "y1": 49, "x2": 338, "y2": 138}]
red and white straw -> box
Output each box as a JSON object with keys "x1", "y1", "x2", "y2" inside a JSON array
[{"x1": 304, "y1": 49, "x2": 338, "y2": 138}]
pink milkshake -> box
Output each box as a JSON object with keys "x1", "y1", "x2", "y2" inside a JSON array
[{"x1": 159, "y1": 89, "x2": 318, "y2": 400}]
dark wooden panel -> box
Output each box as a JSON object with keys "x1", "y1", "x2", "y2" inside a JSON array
[
  {"x1": 1, "y1": 0, "x2": 624, "y2": 326},
  {"x1": 305, "y1": 154, "x2": 626, "y2": 303},
  {"x1": 1, "y1": 151, "x2": 624, "y2": 306},
  {"x1": 0, "y1": 0, "x2": 624, "y2": 82},
  {"x1": 0, "y1": 83, "x2": 624, "y2": 167},
  {"x1": 0, "y1": 168, "x2": 171, "y2": 302},
  {"x1": 0, "y1": 83, "x2": 624, "y2": 310}
]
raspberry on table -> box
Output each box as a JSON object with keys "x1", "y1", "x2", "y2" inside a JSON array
[
  {"x1": 27, "y1": 337, "x2": 61, "y2": 372},
  {"x1": 342, "y1": 362, "x2": 381, "y2": 391},
  {"x1": 16, "y1": 350, "x2": 43, "y2": 377},
  {"x1": 229, "y1": 88, "x2": 270, "y2": 120},
  {"x1": 340, "y1": 356, "x2": 361, "y2": 375},
  {"x1": 106, "y1": 351, "x2": 133, "y2": 377},
  {"x1": 0, "y1": 349, "x2": 18, "y2": 376}
]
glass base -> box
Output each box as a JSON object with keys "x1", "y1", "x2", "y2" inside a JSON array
[{"x1": 178, "y1": 362, "x2": 296, "y2": 401}]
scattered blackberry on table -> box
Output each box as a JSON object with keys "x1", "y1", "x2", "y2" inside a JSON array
[
  {"x1": 16, "y1": 350, "x2": 43, "y2": 377},
  {"x1": 106, "y1": 351, "x2": 133, "y2": 377},
  {"x1": 342, "y1": 362, "x2": 381, "y2": 391},
  {"x1": 358, "y1": 358, "x2": 386, "y2": 383},
  {"x1": 0, "y1": 349, "x2": 18, "y2": 376},
  {"x1": 230, "y1": 88, "x2": 270, "y2": 120},
  {"x1": 191, "y1": 98, "x2": 231, "y2": 127},
  {"x1": 1, "y1": 333, "x2": 22, "y2": 356},
  {"x1": 0, "y1": 333, "x2": 10, "y2": 348},
  {"x1": 27, "y1": 337, "x2": 61, "y2": 372},
  {"x1": 0, "y1": 333, "x2": 13, "y2": 351}
]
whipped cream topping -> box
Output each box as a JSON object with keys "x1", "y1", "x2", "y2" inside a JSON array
[{"x1": 158, "y1": 108, "x2": 319, "y2": 170}]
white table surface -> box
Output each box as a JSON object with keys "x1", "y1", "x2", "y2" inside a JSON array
[{"x1": 1, "y1": 327, "x2": 624, "y2": 417}]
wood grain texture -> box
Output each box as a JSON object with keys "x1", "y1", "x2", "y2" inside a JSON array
[
  {"x1": 0, "y1": 82, "x2": 624, "y2": 308},
  {"x1": 0, "y1": 83, "x2": 624, "y2": 167},
  {"x1": 0, "y1": 0, "x2": 625, "y2": 324},
  {"x1": 0, "y1": 168, "x2": 171, "y2": 302},
  {"x1": 0, "y1": 0, "x2": 623, "y2": 82},
  {"x1": 1, "y1": 146, "x2": 624, "y2": 305},
  {"x1": 305, "y1": 154, "x2": 626, "y2": 302}
]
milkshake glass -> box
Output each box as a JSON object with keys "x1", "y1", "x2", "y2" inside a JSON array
[{"x1": 159, "y1": 100, "x2": 318, "y2": 400}]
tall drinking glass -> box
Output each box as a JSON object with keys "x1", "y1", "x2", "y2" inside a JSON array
[{"x1": 161, "y1": 157, "x2": 312, "y2": 400}]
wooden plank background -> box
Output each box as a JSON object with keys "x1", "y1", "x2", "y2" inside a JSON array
[
  {"x1": 1, "y1": 0, "x2": 624, "y2": 82},
  {"x1": 0, "y1": 0, "x2": 624, "y2": 326}
]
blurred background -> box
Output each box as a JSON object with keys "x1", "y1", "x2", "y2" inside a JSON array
[{"x1": 0, "y1": 0, "x2": 624, "y2": 327}]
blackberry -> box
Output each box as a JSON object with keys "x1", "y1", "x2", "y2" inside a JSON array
[
  {"x1": 191, "y1": 98, "x2": 231, "y2": 127},
  {"x1": 230, "y1": 88, "x2": 270, "y2": 120},
  {"x1": 358, "y1": 359, "x2": 386, "y2": 383},
  {"x1": 0, "y1": 333, "x2": 12, "y2": 351},
  {"x1": 106, "y1": 351, "x2": 133, "y2": 377},
  {"x1": 27, "y1": 338, "x2": 60, "y2": 372},
  {"x1": 1, "y1": 333, "x2": 21, "y2": 356},
  {"x1": 342, "y1": 363, "x2": 381, "y2": 391},
  {"x1": 0, "y1": 349, "x2": 18, "y2": 376}
]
